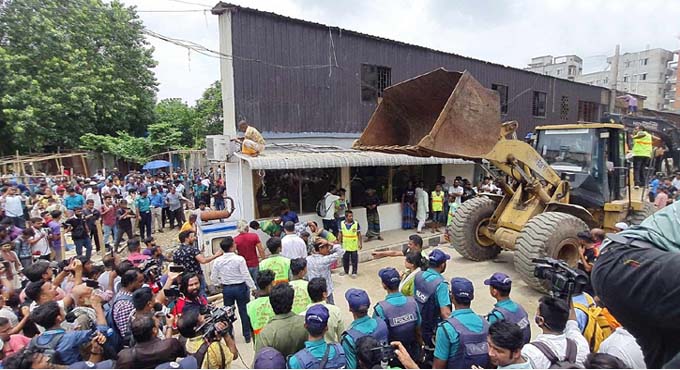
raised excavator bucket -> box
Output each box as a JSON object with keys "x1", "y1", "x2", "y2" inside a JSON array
[{"x1": 353, "y1": 68, "x2": 501, "y2": 159}]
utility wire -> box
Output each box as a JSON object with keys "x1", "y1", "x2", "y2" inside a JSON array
[
  {"x1": 137, "y1": 9, "x2": 209, "y2": 13},
  {"x1": 165, "y1": 0, "x2": 213, "y2": 7}
]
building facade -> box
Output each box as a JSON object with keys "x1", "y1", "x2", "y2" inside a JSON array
[
  {"x1": 577, "y1": 48, "x2": 675, "y2": 111},
  {"x1": 525, "y1": 55, "x2": 584, "y2": 81}
]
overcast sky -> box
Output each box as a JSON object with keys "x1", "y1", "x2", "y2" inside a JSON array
[{"x1": 122, "y1": 0, "x2": 680, "y2": 105}]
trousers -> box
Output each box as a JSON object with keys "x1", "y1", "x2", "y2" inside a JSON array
[
  {"x1": 139, "y1": 211, "x2": 152, "y2": 239},
  {"x1": 222, "y1": 283, "x2": 252, "y2": 341},
  {"x1": 633, "y1": 156, "x2": 650, "y2": 186},
  {"x1": 343, "y1": 251, "x2": 358, "y2": 274},
  {"x1": 151, "y1": 207, "x2": 163, "y2": 232},
  {"x1": 74, "y1": 237, "x2": 92, "y2": 261}
]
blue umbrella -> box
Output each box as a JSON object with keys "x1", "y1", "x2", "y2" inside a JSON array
[{"x1": 142, "y1": 160, "x2": 172, "y2": 170}]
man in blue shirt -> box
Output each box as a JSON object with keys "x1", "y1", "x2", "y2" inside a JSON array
[
  {"x1": 135, "y1": 188, "x2": 152, "y2": 239},
  {"x1": 413, "y1": 249, "x2": 452, "y2": 366},
  {"x1": 341, "y1": 289, "x2": 388, "y2": 369},
  {"x1": 149, "y1": 187, "x2": 165, "y2": 233},
  {"x1": 29, "y1": 298, "x2": 108, "y2": 365},
  {"x1": 373, "y1": 267, "x2": 422, "y2": 366},
  {"x1": 289, "y1": 304, "x2": 346, "y2": 368},
  {"x1": 433, "y1": 277, "x2": 489, "y2": 369},
  {"x1": 280, "y1": 204, "x2": 299, "y2": 224},
  {"x1": 484, "y1": 272, "x2": 531, "y2": 344},
  {"x1": 63, "y1": 187, "x2": 85, "y2": 211}
]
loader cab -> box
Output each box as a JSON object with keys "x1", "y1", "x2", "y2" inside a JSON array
[{"x1": 534, "y1": 123, "x2": 627, "y2": 209}]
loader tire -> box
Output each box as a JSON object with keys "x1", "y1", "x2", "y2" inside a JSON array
[
  {"x1": 514, "y1": 212, "x2": 588, "y2": 293},
  {"x1": 450, "y1": 197, "x2": 501, "y2": 261},
  {"x1": 626, "y1": 202, "x2": 655, "y2": 226}
]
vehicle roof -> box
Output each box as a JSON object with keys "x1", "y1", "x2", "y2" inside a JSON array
[{"x1": 535, "y1": 122, "x2": 625, "y2": 131}]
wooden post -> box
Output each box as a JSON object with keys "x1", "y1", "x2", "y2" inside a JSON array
[
  {"x1": 168, "y1": 152, "x2": 173, "y2": 174},
  {"x1": 80, "y1": 154, "x2": 89, "y2": 177},
  {"x1": 96, "y1": 219, "x2": 105, "y2": 259}
]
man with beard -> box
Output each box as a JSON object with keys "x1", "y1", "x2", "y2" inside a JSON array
[{"x1": 172, "y1": 272, "x2": 208, "y2": 316}]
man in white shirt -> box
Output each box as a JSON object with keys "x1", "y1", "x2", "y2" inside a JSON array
[
  {"x1": 1, "y1": 186, "x2": 26, "y2": 228},
  {"x1": 210, "y1": 236, "x2": 255, "y2": 342},
  {"x1": 321, "y1": 186, "x2": 340, "y2": 235},
  {"x1": 598, "y1": 327, "x2": 646, "y2": 369},
  {"x1": 281, "y1": 221, "x2": 307, "y2": 260},
  {"x1": 29, "y1": 218, "x2": 52, "y2": 259},
  {"x1": 448, "y1": 179, "x2": 464, "y2": 205},
  {"x1": 521, "y1": 296, "x2": 590, "y2": 368}
]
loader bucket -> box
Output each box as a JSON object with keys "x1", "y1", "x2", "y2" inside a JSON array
[{"x1": 353, "y1": 68, "x2": 501, "y2": 159}]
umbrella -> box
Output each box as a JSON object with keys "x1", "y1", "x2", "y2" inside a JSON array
[{"x1": 142, "y1": 160, "x2": 172, "y2": 170}]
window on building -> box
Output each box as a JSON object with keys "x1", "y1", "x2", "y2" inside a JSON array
[
  {"x1": 641, "y1": 73, "x2": 647, "y2": 81},
  {"x1": 604, "y1": 77, "x2": 608, "y2": 85},
  {"x1": 578, "y1": 101, "x2": 599, "y2": 122},
  {"x1": 351, "y1": 167, "x2": 389, "y2": 206},
  {"x1": 623, "y1": 75, "x2": 629, "y2": 82},
  {"x1": 643, "y1": 58, "x2": 648, "y2": 66},
  {"x1": 560, "y1": 96, "x2": 569, "y2": 120},
  {"x1": 532, "y1": 91, "x2": 547, "y2": 117},
  {"x1": 361, "y1": 64, "x2": 391, "y2": 102},
  {"x1": 556, "y1": 69, "x2": 561, "y2": 75},
  {"x1": 568, "y1": 66, "x2": 576, "y2": 75},
  {"x1": 253, "y1": 168, "x2": 340, "y2": 218},
  {"x1": 491, "y1": 84, "x2": 509, "y2": 114},
  {"x1": 624, "y1": 61, "x2": 631, "y2": 68}
]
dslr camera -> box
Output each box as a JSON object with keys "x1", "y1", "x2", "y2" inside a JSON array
[
  {"x1": 533, "y1": 257, "x2": 588, "y2": 299},
  {"x1": 140, "y1": 259, "x2": 162, "y2": 284},
  {"x1": 197, "y1": 305, "x2": 237, "y2": 340}
]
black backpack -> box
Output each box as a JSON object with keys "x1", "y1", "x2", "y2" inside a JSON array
[
  {"x1": 530, "y1": 338, "x2": 577, "y2": 369},
  {"x1": 28, "y1": 332, "x2": 66, "y2": 365}
]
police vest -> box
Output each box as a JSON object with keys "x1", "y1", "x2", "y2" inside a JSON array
[
  {"x1": 246, "y1": 296, "x2": 274, "y2": 335},
  {"x1": 413, "y1": 271, "x2": 446, "y2": 343},
  {"x1": 259, "y1": 255, "x2": 290, "y2": 284},
  {"x1": 492, "y1": 304, "x2": 531, "y2": 344},
  {"x1": 431, "y1": 192, "x2": 444, "y2": 212},
  {"x1": 632, "y1": 132, "x2": 653, "y2": 158},
  {"x1": 292, "y1": 343, "x2": 347, "y2": 369},
  {"x1": 443, "y1": 316, "x2": 490, "y2": 369},
  {"x1": 290, "y1": 280, "x2": 312, "y2": 315},
  {"x1": 343, "y1": 318, "x2": 389, "y2": 346},
  {"x1": 341, "y1": 222, "x2": 359, "y2": 252},
  {"x1": 375, "y1": 297, "x2": 421, "y2": 360}
]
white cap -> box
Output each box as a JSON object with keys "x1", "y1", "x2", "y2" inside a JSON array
[{"x1": 614, "y1": 222, "x2": 629, "y2": 231}]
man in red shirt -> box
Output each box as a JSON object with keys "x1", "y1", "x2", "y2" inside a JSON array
[{"x1": 234, "y1": 220, "x2": 265, "y2": 281}]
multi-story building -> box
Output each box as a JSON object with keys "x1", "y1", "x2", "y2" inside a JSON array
[
  {"x1": 525, "y1": 55, "x2": 583, "y2": 81},
  {"x1": 577, "y1": 48, "x2": 675, "y2": 110},
  {"x1": 666, "y1": 52, "x2": 679, "y2": 111}
]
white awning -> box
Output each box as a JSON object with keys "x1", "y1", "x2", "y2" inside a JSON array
[{"x1": 234, "y1": 143, "x2": 472, "y2": 170}]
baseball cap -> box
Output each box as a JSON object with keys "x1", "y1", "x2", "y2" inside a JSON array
[
  {"x1": 155, "y1": 357, "x2": 198, "y2": 369},
  {"x1": 451, "y1": 277, "x2": 474, "y2": 302},
  {"x1": 254, "y1": 347, "x2": 287, "y2": 369},
  {"x1": 484, "y1": 272, "x2": 512, "y2": 289},
  {"x1": 70, "y1": 360, "x2": 114, "y2": 369},
  {"x1": 345, "y1": 288, "x2": 371, "y2": 311},
  {"x1": 378, "y1": 267, "x2": 401, "y2": 289},
  {"x1": 305, "y1": 304, "x2": 330, "y2": 332},
  {"x1": 428, "y1": 249, "x2": 451, "y2": 266}
]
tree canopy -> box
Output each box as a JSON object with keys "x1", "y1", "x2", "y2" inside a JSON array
[{"x1": 0, "y1": 0, "x2": 157, "y2": 154}]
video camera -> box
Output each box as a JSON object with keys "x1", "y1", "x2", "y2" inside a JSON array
[
  {"x1": 140, "y1": 259, "x2": 162, "y2": 285},
  {"x1": 197, "y1": 305, "x2": 237, "y2": 340},
  {"x1": 372, "y1": 343, "x2": 397, "y2": 365},
  {"x1": 533, "y1": 257, "x2": 588, "y2": 300}
]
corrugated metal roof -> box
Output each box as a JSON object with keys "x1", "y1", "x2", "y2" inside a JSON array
[{"x1": 235, "y1": 143, "x2": 472, "y2": 170}]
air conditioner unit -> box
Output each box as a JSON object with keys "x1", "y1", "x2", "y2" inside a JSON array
[{"x1": 206, "y1": 135, "x2": 228, "y2": 162}]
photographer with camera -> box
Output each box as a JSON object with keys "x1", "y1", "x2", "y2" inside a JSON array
[
  {"x1": 64, "y1": 207, "x2": 92, "y2": 261},
  {"x1": 521, "y1": 296, "x2": 589, "y2": 368},
  {"x1": 130, "y1": 287, "x2": 175, "y2": 341},
  {"x1": 177, "y1": 307, "x2": 238, "y2": 368},
  {"x1": 115, "y1": 314, "x2": 187, "y2": 368},
  {"x1": 172, "y1": 272, "x2": 208, "y2": 316},
  {"x1": 29, "y1": 217, "x2": 52, "y2": 261},
  {"x1": 433, "y1": 277, "x2": 489, "y2": 369},
  {"x1": 289, "y1": 304, "x2": 346, "y2": 369}
]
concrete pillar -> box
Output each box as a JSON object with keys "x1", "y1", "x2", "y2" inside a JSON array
[
  {"x1": 225, "y1": 160, "x2": 254, "y2": 221},
  {"x1": 217, "y1": 11, "x2": 237, "y2": 136},
  {"x1": 340, "y1": 167, "x2": 351, "y2": 198}
]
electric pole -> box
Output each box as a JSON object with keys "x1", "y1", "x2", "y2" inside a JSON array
[{"x1": 609, "y1": 44, "x2": 620, "y2": 112}]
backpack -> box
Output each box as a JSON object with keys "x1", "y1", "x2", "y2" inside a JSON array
[
  {"x1": 573, "y1": 294, "x2": 612, "y2": 352},
  {"x1": 530, "y1": 338, "x2": 577, "y2": 369},
  {"x1": 28, "y1": 331, "x2": 65, "y2": 365},
  {"x1": 104, "y1": 293, "x2": 134, "y2": 356},
  {"x1": 316, "y1": 195, "x2": 332, "y2": 217}
]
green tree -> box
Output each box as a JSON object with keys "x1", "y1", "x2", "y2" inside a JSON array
[
  {"x1": 194, "y1": 81, "x2": 223, "y2": 147},
  {"x1": 80, "y1": 131, "x2": 151, "y2": 164},
  {"x1": 153, "y1": 98, "x2": 198, "y2": 148},
  {"x1": 0, "y1": 0, "x2": 157, "y2": 154}
]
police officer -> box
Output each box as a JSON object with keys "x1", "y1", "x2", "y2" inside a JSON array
[
  {"x1": 373, "y1": 267, "x2": 422, "y2": 366},
  {"x1": 289, "y1": 304, "x2": 347, "y2": 369},
  {"x1": 484, "y1": 272, "x2": 531, "y2": 344},
  {"x1": 413, "y1": 249, "x2": 452, "y2": 365},
  {"x1": 341, "y1": 288, "x2": 388, "y2": 369},
  {"x1": 433, "y1": 277, "x2": 489, "y2": 369}
]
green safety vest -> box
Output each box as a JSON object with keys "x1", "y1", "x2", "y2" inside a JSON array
[
  {"x1": 632, "y1": 132, "x2": 653, "y2": 158},
  {"x1": 341, "y1": 221, "x2": 359, "y2": 252},
  {"x1": 289, "y1": 279, "x2": 312, "y2": 315},
  {"x1": 259, "y1": 255, "x2": 291, "y2": 284},
  {"x1": 432, "y1": 191, "x2": 444, "y2": 212},
  {"x1": 246, "y1": 296, "x2": 274, "y2": 336}
]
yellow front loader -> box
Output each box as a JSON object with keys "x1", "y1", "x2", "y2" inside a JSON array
[{"x1": 354, "y1": 68, "x2": 654, "y2": 291}]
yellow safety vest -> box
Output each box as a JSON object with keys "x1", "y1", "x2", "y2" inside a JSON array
[
  {"x1": 259, "y1": 255, "x2": 290, "y2": 285},
  {"x1": 632, "y1": 132, "x2": 653, "y2": 158},
  {"x1": 341, "y1": 221, "x2": 359, "y2": 252},
  {"x1": 431, "y1": 191, "x2": 444, "y2": 212},
  {"x1": 246, "y1": 296, "x2": 274, "y2": 336},
  {"x1": 289, "y1": 279, "x2": 312, "y2": 315}
]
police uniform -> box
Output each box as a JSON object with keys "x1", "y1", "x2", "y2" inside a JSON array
[
  {"x1": 289, "y1": 305, "x2": 347, "y2": 369},
  {"x1": 484, "y1": 272, "x2": 531, "y2": 344},
  {"x1": 413, "y1": 250, "x2": 452, "y2": 352},
  {"x1": 341, "y1": 289, "x2": 388, "y2": 369}
]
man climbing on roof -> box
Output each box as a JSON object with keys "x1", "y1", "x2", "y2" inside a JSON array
[{"x1": 235, "y1": 120, "x2": 266, "y2": 156}]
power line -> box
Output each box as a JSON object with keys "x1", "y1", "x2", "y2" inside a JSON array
[
  {"x1": 165, "y1": 0, "x2": 212, "y2": 7},
  {"x1": 137, "y1": 9, "x2": 209, "y2": 13}
]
